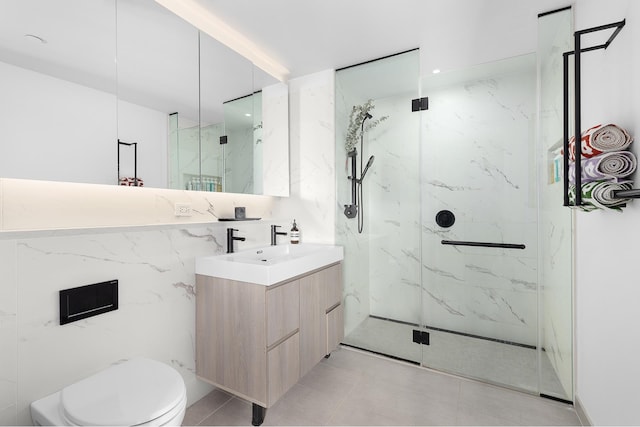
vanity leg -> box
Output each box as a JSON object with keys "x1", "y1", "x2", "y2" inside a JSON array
[
  {"x1": 325, "y1": 353, "x2": 331, "y2": 359},
  {"x1": 252, "y1": 403, "x2": 266, "y2": 426}
]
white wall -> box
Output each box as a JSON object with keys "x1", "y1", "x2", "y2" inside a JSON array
[
  {"x1": 0, "y1": 61, "x2": 116, "y2": 185},
  {"x1": 0, "y1": 61, "x2": 170, "y2": 189},
  {"x1": 574, "y1": 0, "x2": 640, "y2": 425},
  {"x1": 117, "y1": 99, "x2": 169, "y2": 188}
]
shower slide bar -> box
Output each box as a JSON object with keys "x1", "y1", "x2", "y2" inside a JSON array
[{"x1": 441, "y1": 240, "x2": 525, "y2": 250}]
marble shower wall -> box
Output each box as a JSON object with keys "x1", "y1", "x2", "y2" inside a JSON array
[
  {"x1": 335, "y1": 51, "x2": 422, "y2": 335},
  {"x1": 337, "y1": 51, "x2": 539, "y2": 346},
  {"x1": 365, "y1": 95, "x2": 421, "y2": 325},
  {"x1": 335, "y1": 77, "x2": 370, "y2": 336},
  {"x1": 420, "y1": 55, "x2": 539, "y2": 345}
]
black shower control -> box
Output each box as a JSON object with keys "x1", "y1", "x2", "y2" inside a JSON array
[{"x1": 435, "y1": 210, "x2": 455, "y2": 228}]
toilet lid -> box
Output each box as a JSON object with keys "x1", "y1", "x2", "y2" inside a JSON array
[{"x1": 60, "y1": 358, "x2": 186, "y2": 426}]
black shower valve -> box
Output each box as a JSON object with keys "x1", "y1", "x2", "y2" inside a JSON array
[{"x1": 344, "y1": 204, "x2": 358, "y2": 219}]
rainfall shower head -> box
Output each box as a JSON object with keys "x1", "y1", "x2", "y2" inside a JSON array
[{"x1": 359, "y1": 155, "x2": 375, "y2": 181}]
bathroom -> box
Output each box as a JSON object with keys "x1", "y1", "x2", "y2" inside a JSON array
[{"x1": 1, "y1": 0, "x2": 639, "y2": 425}]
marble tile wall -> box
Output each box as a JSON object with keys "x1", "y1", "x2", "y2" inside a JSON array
[
  {"x1": 261, "y1": 82, "x2": 290, "y2": 197},
  {"x1": 271, "y1": 70, "x2": 336, "y2": 245},
  {"x1": 0, "y1": 178, "x2": 273, "y2": 232},
  {"x1": 0, "y1": 241, "x2": 17, "y2": 425},
  {"x1": 0, "y1": 222, "x2": 277, "y2": 425},
  {"x1": 365, "y1": 95, "x2": 422, "y2": 325},
  {"x1": 0, "y1": 216, "x2": 327, "y2": 425},
  {"x1": 335, "y1": 76, "x2": 371, "y2": 336},
  {"x1": 420, "y1": 56, "x2": 539, "y2": 345},
  {"x1": 337, "y1": 53, "x2": 539, "y2": 346}
]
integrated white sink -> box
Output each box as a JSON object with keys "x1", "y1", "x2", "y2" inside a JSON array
[{"x1": 195, "y1": 243, "x2": 344, "y2": 286}]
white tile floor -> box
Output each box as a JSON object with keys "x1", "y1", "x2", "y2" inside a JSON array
[
  {"x1": 183, "y1": 346, "x2": 580, "y2": 426},
  {"x1": 343, "y1": 316, "x2": 569, "y2": 399}
]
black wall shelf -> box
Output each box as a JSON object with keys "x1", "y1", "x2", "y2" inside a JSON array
[{"x1": 563, "y1": 19, "x2": 632, "y2": 206}]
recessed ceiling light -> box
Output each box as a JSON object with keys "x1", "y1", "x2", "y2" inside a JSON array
[
  {"x1": 432, "y1": 69, "x2": 441, "y2": 74},
  {"x1": 24, "y1": 34, "x2": 47, "y2": 44},
  {"x1": 244, "y1": 113, "x2": 252, "y2": 117}
]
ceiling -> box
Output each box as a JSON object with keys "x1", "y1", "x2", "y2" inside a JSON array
[
  {"x1": 0, "y1": 0, "x2": 573, "y2": 123},
  {"x1": 193, "y1": 0, "x2": 573, "y2": 79}
]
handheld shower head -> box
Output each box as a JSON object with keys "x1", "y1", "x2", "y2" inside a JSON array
[
  {"x1": 359, "y1": 155, "x2": 375, "y2": 182},
  {"x1": 361, "y1": 112, "x2": 373, "y2": 130}
]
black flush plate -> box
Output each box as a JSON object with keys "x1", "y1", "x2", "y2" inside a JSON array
[{"x1": 60, "y1": 280, "x2": 118, "y2": 325}]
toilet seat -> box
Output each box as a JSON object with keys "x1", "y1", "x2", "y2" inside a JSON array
[{"x1": 59, "y1": 358, "x2": 186, "y2": 426}]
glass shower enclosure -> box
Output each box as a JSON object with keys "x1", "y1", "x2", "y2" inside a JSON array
[{"x1": 336, "y1": 7, "x2": 573, "y2": 403}]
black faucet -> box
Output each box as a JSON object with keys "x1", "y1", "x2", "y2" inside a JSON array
[
  {"x1": 270, "y1": 225, "x2": 287, "y2": 246},
  {"x1": 227, "y1": 228, "x2": 246, "y2": 253}
]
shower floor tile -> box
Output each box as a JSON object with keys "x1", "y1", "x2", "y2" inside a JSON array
[
  {"x1": 343, "y1": 316, "x2": 568, "y2": 398},
  {"x1": 185, "y1": 346, "x2": 579, "y2": 426}
]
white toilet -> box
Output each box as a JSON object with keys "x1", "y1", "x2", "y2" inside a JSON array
[{"x1": 30, "y1": 358, "x2": 187, "y2": 426}]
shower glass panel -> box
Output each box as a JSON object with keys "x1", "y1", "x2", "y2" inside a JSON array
[
  {"x1": 420, "y1": 55, "x2": 540, "y2": 392},
  {"x1": 337, "y1": 19, "x2": 573, "y2": 400},
  {"x1": 336, "y1": 50, "x2": 422, "y2": 363},
  {"x1": 537, "y1": 7, "x2": 574, "y2": 402}
]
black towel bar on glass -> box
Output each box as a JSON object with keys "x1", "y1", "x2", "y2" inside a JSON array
[{"x1": 441, "y1": 240, "x2": 525, "y2": 250}]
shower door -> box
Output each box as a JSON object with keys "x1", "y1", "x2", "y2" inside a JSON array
[
  {"x1": 419, "y1": 55, "x2": 543, "y2": 393},
  {"x1": 336, "y1": 50, "x2": 423, "y2": 364}
]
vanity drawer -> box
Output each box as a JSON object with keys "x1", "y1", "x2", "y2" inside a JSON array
[
  {"x1": 326, "y1": 304, "x2": 344, "y2": 353},
  {"x1": 266, "y1": 279, "x2": 300, "y2": 347},
  {"x1": 267, "y1": 332, "x2": 300, "y2": 406},
  {"x1": 323, "y1": 263, "x2": 343, "y2": 309}
]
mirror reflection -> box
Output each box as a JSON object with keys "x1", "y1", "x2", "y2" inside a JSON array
[
  {"x1": 0, "y1": 0, "x2": 117, "y2": 185},
  {"x1": 0, "y1": 0, "x2": 289, "y2": 196}
]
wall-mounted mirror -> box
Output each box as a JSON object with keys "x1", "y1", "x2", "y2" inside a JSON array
[
  {"x1": 0, "y1": 0, "x2": 289, "y2": 196},
  {"x1": 0, "y1": 0, "x2": 118, "y2": 185}
]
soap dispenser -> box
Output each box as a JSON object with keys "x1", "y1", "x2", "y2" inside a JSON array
[{"x1": 290, "y1": 220, "x2": 300, "y2": 244}]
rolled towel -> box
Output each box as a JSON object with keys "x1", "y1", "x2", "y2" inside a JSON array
[
  {"x1": 568, "y1": 180, "x2": 633, "y2": 212},
  {"x1": 569, "y1": 151, "x2": 637, "y2": 184},
  {"x1": 567, "y1": 124, "x2": 633, "y2": 161},
  {"x1": 118, "y1": 177, "x2": 144, "y2": 187}
]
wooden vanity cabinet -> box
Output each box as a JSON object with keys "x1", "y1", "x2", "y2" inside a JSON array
[
  {"x1": 300, "y1": 263, "x2": 343, "y2": 376},
  {"x1": 195, "y1": 262, "x2": 343, "y2": 413}
]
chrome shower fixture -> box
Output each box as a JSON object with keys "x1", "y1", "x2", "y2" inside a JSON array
[
  {"x1": 358, "y1": 155, "x2": 375, "y2": 182},
  {"x1": 344, "y1": 149, "x2": 358, "y2": 219},
  {"x1": 343, "y1": 112, "x2": 376, "y2": 233}
]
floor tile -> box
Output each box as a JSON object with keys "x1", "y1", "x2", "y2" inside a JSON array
[
  {"x1": 182, "y1": 388, "x2": 233, "y2": 426},
  {"x1": 198, "y1": 397, "x2": 252, "y2": 426},
  {"x1": 187, "y1": 346, "x2": 581, "y2": 426}
]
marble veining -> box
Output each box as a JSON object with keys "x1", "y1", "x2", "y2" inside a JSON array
[
  {"x1": 2, "y1": 225, "x2": 238, "y2": 424},
  {"x1": 338, "y1": 52, "x2": 541, "y2": 349},
  {"x1": 423, "y1": 290, "x2": 465, "y2": 316}
]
